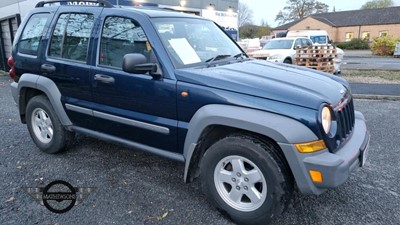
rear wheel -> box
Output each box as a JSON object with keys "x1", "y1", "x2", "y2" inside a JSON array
[
  {"x1": 200, "y1": 134, "x2": 293, "y2": 225},
  {"x1": 26, "y1": 95, "x2": 74, "y2": 154}
]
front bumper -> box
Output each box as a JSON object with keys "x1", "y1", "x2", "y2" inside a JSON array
[
  {"x1": 266, "y1": 58, "x2": 284, "y2": 63},
  {"x1": 250, "y1": 56, "x2": 284, "y2": 63},
  {"x1": 279, "y1": 111, "x2": 370, "y2": 195}
]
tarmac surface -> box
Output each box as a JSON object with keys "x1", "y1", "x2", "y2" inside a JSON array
[
  {"x1": 350, "y1": 83, "x2": 400, "y2": 97},
  {"x1": 339, "y1": 50, "x2": 400, "y2": 97},
  {"x1": 342, "y1": 50, "x2": 400, "y2": 70}
]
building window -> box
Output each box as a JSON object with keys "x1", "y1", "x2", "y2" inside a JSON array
[
  {"x1": 379, "y1": 31, "x2": 388, "y2": 37},
  {"x1": 345, "y1": 32, "x2": 354, "y2": 42},
  {"x1": 362, "y1": 32, "x2": 370, "y2": 41}
]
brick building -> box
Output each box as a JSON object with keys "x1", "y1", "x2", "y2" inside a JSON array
[{"x1": 272, "y1": 7, "x2": 400, "y2": 43}]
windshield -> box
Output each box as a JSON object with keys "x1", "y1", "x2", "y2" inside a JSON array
[
  {"x1": 310, "y1": 35, "x2": 328, "y2": 44},
  {"x1": 263, "y1": 39, "x2": 294, "y2": 50},
  {"x1": 152, "y1": 18, "x2": 243, "y2": 68}
]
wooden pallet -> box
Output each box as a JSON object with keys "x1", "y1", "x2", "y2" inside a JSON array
[
  {"x1": 296, "y1": 64, "x2": 334, "y2": 73},
  {"x1": 295, "y1": 45, "x2": 336, "y2": 73}
]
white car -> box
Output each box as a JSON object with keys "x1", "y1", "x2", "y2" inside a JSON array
[{"x1": 247, "y1": 37, "x2": 313, "y2": 64}]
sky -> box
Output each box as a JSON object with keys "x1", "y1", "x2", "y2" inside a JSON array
[{"x1": 245, "y1": 0, "x2": 400, "y2": 27}]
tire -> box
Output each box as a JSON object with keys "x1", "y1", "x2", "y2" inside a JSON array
[
  {"x1": 200, "y1": 134, "x2": 293, "y2": 225},
  {"x1": 283, "y1": 58, "x2": 292, "y2": 64},
  {"x1": 26, "y1": 95, "x2": 74, "y2": 154}
]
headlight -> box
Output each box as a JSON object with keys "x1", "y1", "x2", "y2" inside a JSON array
[
  {"x1": 269, "y1": 54, "x2": 282, "y2": 59},
  {"x1": 321, "y1": 106, "x2": 332, "y2": 134}
]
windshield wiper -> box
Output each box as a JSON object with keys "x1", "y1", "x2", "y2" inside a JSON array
[
  {"x1": 233, "y1": 52, "x2": 248, "y2": 61},
  {"x1": 205, "y1": 54, "x2": 231, "y2": 67}
]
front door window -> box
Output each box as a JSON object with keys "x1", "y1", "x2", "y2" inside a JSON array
[{"x1": 99, "y1": 16, "x2": 151, "y2": 69}]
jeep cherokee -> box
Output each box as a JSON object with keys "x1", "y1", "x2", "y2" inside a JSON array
[{"x1": 9, "y1": 1, "x2": 370, "y2": 224}]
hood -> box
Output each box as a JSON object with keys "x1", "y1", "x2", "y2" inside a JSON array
[
  {"x1": 175, "y1": 60, "x2": 349, "y2": 110},
  {"x1": 248, "y1": 49, "x2": 294, "y2": 58}
]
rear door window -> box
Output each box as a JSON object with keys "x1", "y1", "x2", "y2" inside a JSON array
[
  {"x1": 49, "y1": 13, "x2": 95, "y2": 62},
  {"x1": 18, "y1": 13, "x2": 50, "y2": 55}
]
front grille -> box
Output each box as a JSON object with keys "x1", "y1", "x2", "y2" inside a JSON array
[{"x1": 333, "y1": 98, "x2": 355, "y2": 151}]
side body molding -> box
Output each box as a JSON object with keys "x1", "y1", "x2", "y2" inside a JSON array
[
  {"x1": 16, "y1": 73, "x2": 72, "y2": 126},
  {"x1": 183, "y1": 104, "x2": 318, "y2": 182}
]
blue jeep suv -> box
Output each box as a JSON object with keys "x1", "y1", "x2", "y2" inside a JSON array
[{"x1": 9, "y1": 1, "x2": 370, "y2": 224}]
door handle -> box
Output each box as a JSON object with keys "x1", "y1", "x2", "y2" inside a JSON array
[
  {"x1": 94, "y1": 74, "x2": 115, "y2": 84},
  {"x1": 41, "y1": 64, "x2": 56, "y2": 74}
]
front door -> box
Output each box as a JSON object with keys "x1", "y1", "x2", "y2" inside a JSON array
[{"x1": 90, "y1": 14, "x2": 178, "y2": 152}]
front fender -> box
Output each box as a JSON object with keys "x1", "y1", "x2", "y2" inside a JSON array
[{"x1": 183, "y1": 104, "x2": 318, "y2": 182}]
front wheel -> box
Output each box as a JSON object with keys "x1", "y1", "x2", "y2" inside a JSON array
[
  {"x1": 283, "y1": 58, "x2": 292, "y2": 64},
  {"x1": 200, "y1": 134, "x2": 293, "y2": 225},
  {"x1": 26, "y1": 95, "x2": 74, "y2": 154}
]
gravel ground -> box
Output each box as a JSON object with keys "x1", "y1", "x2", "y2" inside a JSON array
[{"x1": 1, "y1": 76, "x2": 400, "y2": 225}]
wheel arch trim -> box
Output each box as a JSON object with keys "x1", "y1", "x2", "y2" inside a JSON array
[
  {"x1": 17, "y1": 73, "x2": 72, "y2": 126},
  {"x1": 183, "y1": 104, "x2": 318, "y2": 182}
]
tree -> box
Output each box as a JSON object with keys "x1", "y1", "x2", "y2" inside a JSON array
[
  {"x1": 361, "y1": 0, "x2": 394, "y2": 9},
  {"x1": 275, "y1": 0, "x2": 329, "y2": 25},
  {"x1": 239, "y1": 24, "x2": 271, "y2": 39},
  {"x1": 238, "y1": 2, "x2": 253, "y2": 27},
  {"x1": 260, "y1": 19, "x2": 269, "y2": 27}
]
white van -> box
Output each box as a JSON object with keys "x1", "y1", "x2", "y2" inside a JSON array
[{"x1": 286, "y1": 30, "x2": 343, "y2": 74}]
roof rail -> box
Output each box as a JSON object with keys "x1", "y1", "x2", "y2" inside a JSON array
[{"x1": 35, "y1": 0, "x2": 114, "y2": 8}]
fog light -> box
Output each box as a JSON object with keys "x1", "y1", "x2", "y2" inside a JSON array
[
  {"x1": 309, "y1": 170, "x2": 323, "y2": 183},
  {"x1": 295, "y1": 140, "x2": 326, "y2": 153}
]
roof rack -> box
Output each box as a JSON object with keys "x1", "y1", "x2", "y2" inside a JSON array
[{"x1": 35, "y1": 0, "x2": 114, "y2": 8}]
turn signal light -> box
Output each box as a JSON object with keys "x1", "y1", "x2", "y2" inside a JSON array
[
  {"x1": 295, "y1": 140, "x2": 326, "y2": 153},
  {"x1": 309, "y1": 170, "x2": 323, "y2": 183}
]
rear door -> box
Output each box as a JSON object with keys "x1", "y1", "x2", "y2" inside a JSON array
[
  {"x1": 89, "y1": 10, "x2": 179, "y2": 153},
  {"x1": 42, "y1": 7, "x2": 102, "y2": 127}
]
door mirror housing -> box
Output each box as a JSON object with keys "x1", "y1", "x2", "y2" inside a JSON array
[{"x1": 123, "y1": 53, "x2": 162, "y2": 79}]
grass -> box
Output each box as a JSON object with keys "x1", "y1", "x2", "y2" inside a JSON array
[{"x1": 339, "y1": 69, "x2": 400, "y2": 84}]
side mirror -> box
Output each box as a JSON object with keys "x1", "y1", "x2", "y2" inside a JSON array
[
  {"x1": 122, "y1": 53, "x2": 161, "y2": 79},
  {"x1": 328, "y1": 39, "x2": 333, "y2": 44}
]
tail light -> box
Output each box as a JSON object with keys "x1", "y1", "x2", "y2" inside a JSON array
[{"x1": 7, "y1": 56, "x2": 16, "y2": 81}]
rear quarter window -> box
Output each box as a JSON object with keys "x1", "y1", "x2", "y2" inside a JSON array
[{"x1": 17, "y1": 13, "x2": 50, "y2": 55}]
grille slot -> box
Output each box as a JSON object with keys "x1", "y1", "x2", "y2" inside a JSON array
[{"x1": 334, "y1": 99, "x2": 355, "y2": 149}]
